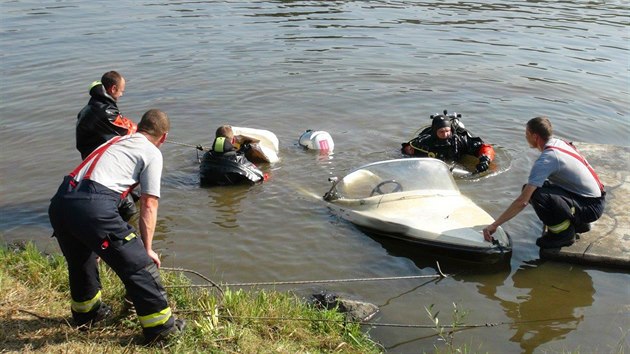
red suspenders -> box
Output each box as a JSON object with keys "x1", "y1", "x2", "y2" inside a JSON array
[
  {"x1": 545, "y1": 142, "x2": 604, "y2": 193},
  {"x1": 67, "y1": 136, "x2": 138, "y2": 198}
]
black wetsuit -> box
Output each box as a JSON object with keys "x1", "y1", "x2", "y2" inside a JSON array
[
  {"x1": 404, "y1": 126, "x2": 484, "y2": 160},
  {"x1": 200, "y1": 150, "x2": 264, "y2": 186}
]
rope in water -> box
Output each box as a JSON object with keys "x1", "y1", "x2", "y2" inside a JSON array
[
  {"x1": 171, "y1": 311, "x2": 502, "y2": 329},
  {"x1": 160, "y1": 263, "x2": 486, "y2": 331},
  {"x1": 169, "y1": 311, "x2": 595, "y2": 330},
  {"x1": 160, "y1": 266, "x2": 628, "y2": 331},
  {"x1": 165, "y1": 139, "x2": 208, "y2": 151},
  {"x1": 166, "y1": 274, "x2": 447, "y2": 288},
  {"x1": 163, "y1": 139, "x2": 210, "y2": 162},
  {"x1": 161, "y1": 262, "x2": 448, "y2": 293}
]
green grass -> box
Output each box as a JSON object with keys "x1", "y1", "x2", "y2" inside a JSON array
[{"x1": 0, "y1": 241, "x2": 383, "y2": 353}]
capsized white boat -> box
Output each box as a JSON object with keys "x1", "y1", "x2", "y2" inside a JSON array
[
  {"x1": 232, "y1": 126, "x2": 280, "y2": 163},
  {"x1": 323, "y1": 158, "x2": 512, "y2": 263}
]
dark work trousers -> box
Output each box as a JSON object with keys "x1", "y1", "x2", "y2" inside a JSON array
[
  {"x1": 529, "y1": 183, "x2": 606, "y2": 229},
  {"x1": 48, "y1": 177, "x2": 174, "y2": 336}
]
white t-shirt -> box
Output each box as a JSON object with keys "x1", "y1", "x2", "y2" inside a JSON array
[
  {"x1": 528, "y1": 138, "x2": 601, "y2": 198},
  {"x1": 72, "y1": 133, "x2": 163, "y2": 198}
]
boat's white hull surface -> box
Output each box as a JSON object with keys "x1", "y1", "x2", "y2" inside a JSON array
[
  {"x1": 324, "y1": 158, "x2": 512, "y2": 262},
  {"x1": 329, "y1": 193, "x2": 511, "y2": 262}
]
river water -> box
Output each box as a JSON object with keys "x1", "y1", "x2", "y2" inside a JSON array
[{"x1": 1, "y1": 1, "x2": 629, "y2": 353}]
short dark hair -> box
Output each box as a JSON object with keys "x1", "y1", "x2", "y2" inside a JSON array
[
  {"x1": 138, "y1": 109, "x2": 170, "y2": 138},
  {"x1": 526, "y1": 116, "x2": 553, "y2": 141},
  {"x1": 101, "y1": 71, "x2": 124, "y2": 90},
  {"x1": 215, "y1": 125, "x2": 233, "y2": 139}
]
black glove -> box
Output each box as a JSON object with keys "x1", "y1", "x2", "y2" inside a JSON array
[
  {"x1": 117, "y1": 194, "x2": 138, "y2": 222},
  {"x1": 239, "y1": 143, "x2": 251, "y2": 153},
  {"x1": 476, "y1": 155, "x2": 491, "y2": 173}
]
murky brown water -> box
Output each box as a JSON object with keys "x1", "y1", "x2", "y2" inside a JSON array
[{"x1": 2, "y1": 1, "x2": 629, "y2": 352}]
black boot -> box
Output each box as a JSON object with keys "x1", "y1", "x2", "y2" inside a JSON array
[
  {"x1": 73, "y1": 302, "x2": 113, "y2": 330},
  {"x1": 536, "y1": 226, "x2": 576, "y2": 249},
  {"x1": 143, "y1": 318, "x2": 186, "y2": 345},
  {"x1": 574, "y1": 221, "x2": 591, "y2": 234}
]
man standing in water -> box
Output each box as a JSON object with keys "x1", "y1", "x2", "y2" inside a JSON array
[
  {"x1": 76, "y1": 71, "x2": 138, "y2": 220},
  {"x1": 49, "y1": 109, "x2": 185, "y2": 343},
  {"x1": 76, "y1": 71, "x2": 137, "y2": 159},
  {"x1": 483, "y1": 116, "x2": 605, "y2": 249}
]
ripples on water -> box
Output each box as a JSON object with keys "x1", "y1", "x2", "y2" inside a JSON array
[{"x1": 1, "y1": 1, "x2": 628, "y2": 353}]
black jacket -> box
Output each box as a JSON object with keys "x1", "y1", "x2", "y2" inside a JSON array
[
  {"x1": 76, "y1": 84, "x2": 128, "y2": 160},
  {"x1": 404, "y1": 126, "x2": 483, "y2": 161}
]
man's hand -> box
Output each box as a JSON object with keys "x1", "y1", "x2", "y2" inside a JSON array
[
  {"x1": 401, "y1": 143, "x2": 414, "y2": 156},
  {"x1": 482, "y1": 224, "x2": 497, "y2": 242},
  {"x1": 476, "y1": 155, "x2": 491, "y2": 173},
  {"x1": 147, "y1": 249, "x2": 161, "y2": 268}
]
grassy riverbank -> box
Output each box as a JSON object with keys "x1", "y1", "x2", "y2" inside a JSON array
[{"x1": 0, "y1": 242, "x2": 382, "y2": 353}]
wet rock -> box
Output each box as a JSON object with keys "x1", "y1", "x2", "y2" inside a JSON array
[{"x1": 309, "y1": 291, "x2": 379, "y2": 322}]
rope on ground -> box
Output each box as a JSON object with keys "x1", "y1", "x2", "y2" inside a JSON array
[
  {"x1": 170, "y1": 312, "x2": 507, "y2": 329},
  {"x1": 161, "y1": 267, "x2": 224, "y2": 296},
  {"x1": 172, "y1": 311, "x2": 605, "y2": 330}
]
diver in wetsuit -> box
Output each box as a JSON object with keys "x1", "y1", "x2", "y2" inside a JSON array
[
  {"x1": 199, "y1": 125, "x2": 265, "y2": 186},
  {"x1": 401, "y1": 111, "x2": 495, "y2": 173}
]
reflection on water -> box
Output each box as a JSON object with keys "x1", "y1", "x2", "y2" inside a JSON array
[
  {"x1": 204, "y1": 186, "x2": 252, "y2": 229},
  {"x1": 366, "y1": 232, "x2": 513, "y2": 272},
  {"x1": 503, "y1": 261, "x2": 594, "y2": 353},
  {"x1": 370, "y1": 235, "x2": 596, "y2": 353},
  {"x1": 478, "y1": 260, "x2": 595, "y2": 354}
]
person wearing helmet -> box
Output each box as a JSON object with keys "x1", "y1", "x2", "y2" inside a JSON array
[
  {"x1": 401, "y1": 112, "x2": 495, "y2": 173},
  {"x1": 199, "y1": 125, "x2": 266, "y2": 186}
]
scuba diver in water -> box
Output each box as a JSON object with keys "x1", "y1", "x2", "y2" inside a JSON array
[
  {"x1": 199, "y1": 125, "x2": 266, "y2": 186},
  {"x1": 401, "y1": 110, "x2": 496, "y2": 173}
]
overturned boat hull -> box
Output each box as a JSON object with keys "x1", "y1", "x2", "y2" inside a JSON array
[{"x1": 324, "y1": 158, "x2": 512, "y2": 263}]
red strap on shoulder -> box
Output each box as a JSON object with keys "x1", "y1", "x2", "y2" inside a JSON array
[
  {"x1": 69, "y1": 136, "x2": 124, "y2": 180},
  {"x1": 545, "y1": 143, "x2": 604, "y2": 192}
]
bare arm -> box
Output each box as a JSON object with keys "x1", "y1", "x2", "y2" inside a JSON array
[
  {"x1": 483, "y1": 184, "x2": 537, "y2": 241},
  {"x1": 235, "y1": 134, "x2": 260, "y2": 146},
  {"x1": 139, "y1": 194, "x2": 161, "y2": 267}
]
